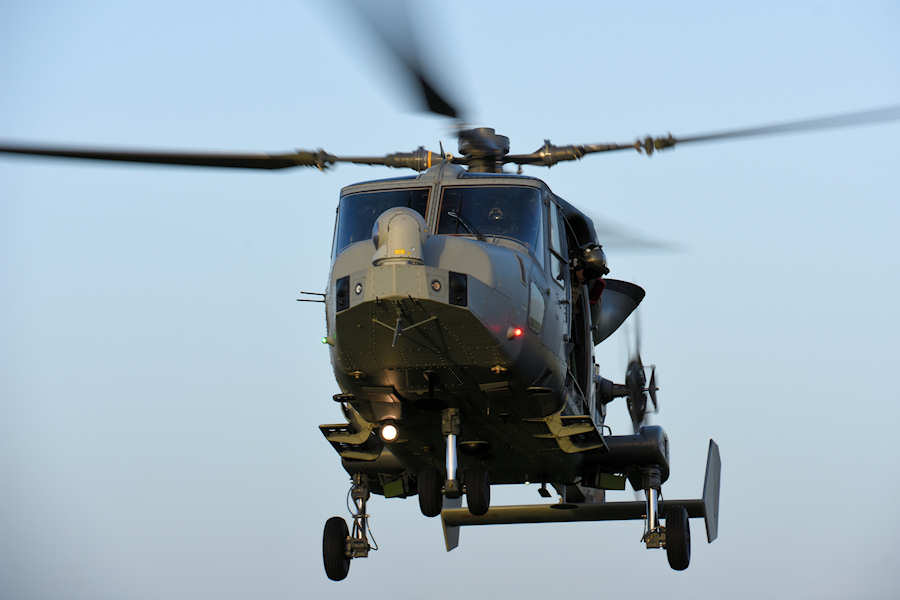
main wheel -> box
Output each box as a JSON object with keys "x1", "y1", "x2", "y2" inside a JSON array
[
  {"x1": 322, "y1": 516, "x2": 350, "y2": 581},
  {"x1": 465, "y1": 467, "x2": 490, "y2": 516},
  {"x1": 418, "y1": 467, "x2": 442, "y2": 517},
  {"x1": 664, "y1": 506, "x2": 691, "y2": 571}
]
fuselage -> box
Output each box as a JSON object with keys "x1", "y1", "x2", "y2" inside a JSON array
[{"x1": 322, "y1": 162, "x2": 614, "y2": 491}]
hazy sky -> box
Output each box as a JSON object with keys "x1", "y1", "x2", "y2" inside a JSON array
[{"x1": 2, "y1": 1, "x2": 899, "y2": 599}]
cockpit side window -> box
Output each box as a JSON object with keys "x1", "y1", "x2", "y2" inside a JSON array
[
  {"x1": 436, "y1": 186, "x2": 543, "y2": 256},
  {"x1": 547, "y1": 201, "x2": 567, "y2": 287},
  {"x1": 334, "y1": 188, "x2": 429, "y2": 256}
]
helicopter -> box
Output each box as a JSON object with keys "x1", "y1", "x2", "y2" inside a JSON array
[{"x1": 2, "y1": 3, "x2": 900, "y2": 585}]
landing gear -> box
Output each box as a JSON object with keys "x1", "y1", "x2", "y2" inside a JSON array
[
  {"x1": 442, "y1": 408, "x2": 461, "y2": 499},
  {"x1": 441, "y1": 408, "x2": 489, "y2": 515},
  {"x1": 465, "y1": 466, "x2": 490, "y2": 516},
  {"x1": 322, "y1": 474, "x2": 374, "y2": 582},
  {"x1": 665, "y1": 506, "x2": 691, "y2": 571},
  {"x1": 322, "y1": 517, "x2": 350, "y2": 581},
  {"x1": 641, "y1": 468, "x2": 664, "y2": 549},
  {"x1": 418, "y1": 407, "x2": 462, "y2": 517},
  {"x1": 418, "y1": 467, "x2": 442, "y2": 517},
  {"x1": 638, "y1": 466, "x2": 691, "y2": 571}
]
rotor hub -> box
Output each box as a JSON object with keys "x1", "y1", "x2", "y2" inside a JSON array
[{"x1": 457, "y1": 127, "x2": 510, "y2": 172}]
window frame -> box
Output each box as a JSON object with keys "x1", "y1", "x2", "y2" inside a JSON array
[
  {"x1": 435, "y1": 184, "x2": 546, "y2": 260},
  {"x1": 332, "y1": 186, "x2": 431, "y2": 257},
  {"x1": 546, "y1": 198, "x2": 568, "y2": 288}
]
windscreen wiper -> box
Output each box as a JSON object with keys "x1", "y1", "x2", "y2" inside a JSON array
[{"x1": 446, "y1": 211, "x2": 486, "y2": 241}]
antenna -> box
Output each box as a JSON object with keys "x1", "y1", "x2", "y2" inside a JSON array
[{"x1": 296, "y1": 291, "x2": 326, "y2": 304}]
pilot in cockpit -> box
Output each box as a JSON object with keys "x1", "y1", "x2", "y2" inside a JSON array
[
  {"x1": 573, "y1": 242, "x2": 609, "y2": 307},
  {"x1": 486, "y1": 205, "x2": 519, "y2": 239}
]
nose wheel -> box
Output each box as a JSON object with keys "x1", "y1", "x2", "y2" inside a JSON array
[
  {"x1": 465, "y1": 466, "x2": 491, "y2": 516},
  {"x1": 441, "y1": 408, "x2": 491, "y2": 516},
  {"x1": 418, "y1": 466, "x2": 443, "y2": 517},
  {"x1": 418, "y1": 409, "x2": 492, "y2": 517}
]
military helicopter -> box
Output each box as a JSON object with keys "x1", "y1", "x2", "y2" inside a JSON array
[{"x1": 3, "y1": 3, "x2": 900, "y2": 584}]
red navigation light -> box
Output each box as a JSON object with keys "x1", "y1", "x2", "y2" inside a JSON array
[{"x1": 507, "y1": 326, "x2": 524, "y2": 340}]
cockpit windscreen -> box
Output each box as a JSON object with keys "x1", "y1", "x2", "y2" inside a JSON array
[
  {"x1": 438, "y1": 186, "x2": 543, "y2": 253},
  {"x1": 334, "y1": 188, "x2": 428, "y2": 255}
]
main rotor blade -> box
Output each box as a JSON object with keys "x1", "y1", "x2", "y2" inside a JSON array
[
  {"x1": 675, "y1": 104, "x2": 900, "y2": 146},
  {"x1": 0, "y1": 142, "x2": 447, "y2": 172},
  {"x1": 589, "y1": 213, "x2": 682, "y2": 253},
  {"x1": 0, "y1": 142, "x2": 332, "y2": 170},
  {"x1": 506, "y1": 104, "x2": 900, "y2": 166},
  {"x1": 345, "y1": 0, "x2": 463, "y2": 119}
]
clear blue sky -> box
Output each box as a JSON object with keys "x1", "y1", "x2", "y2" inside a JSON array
[{"x1": 2, "y1": 1, "x2": 899, "y2": 598}]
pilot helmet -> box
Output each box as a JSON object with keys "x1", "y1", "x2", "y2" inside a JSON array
[{"x1": 580, "y1": 243, "x2": 609, "y2": 278}]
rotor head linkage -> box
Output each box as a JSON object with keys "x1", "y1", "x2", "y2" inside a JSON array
[
  {"x1": 504, "y1": 135, "x2": 677, "y2": 168},
  {"x1": 452, "y1": 128, "x2": 510, "y2": 173}
]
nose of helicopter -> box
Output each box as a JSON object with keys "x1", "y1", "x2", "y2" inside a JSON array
[
  {"x1": 327, "y1": 208, "x2": 535, "y2": 418},
  {"x1": 332, "y1": 207, "x2": 528, "y2": 332}
]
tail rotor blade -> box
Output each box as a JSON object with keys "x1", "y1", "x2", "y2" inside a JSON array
[{"x1": 634, "y1": 309, "x2": 642, "y2": 360}]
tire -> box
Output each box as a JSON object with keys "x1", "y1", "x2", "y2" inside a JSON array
[
  {"x1": 418, "y1": 467, "x2": 442, "y2": 517},
  {"x1": 665, "y1": 506, "x2": 691, "y2": 571},
  {"x1": 465, "y1": 467, "x2": 490, "y2": 516},
  {"x1": 322, "y1": 516, "x2": 350, "y2": 581}
]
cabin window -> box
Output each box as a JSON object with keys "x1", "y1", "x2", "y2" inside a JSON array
[
  {"x1": 548, "y1": 203, "x2": 567, "y2": 287},
  {"x1": 437, "y1": 186, "x2": 544, "y2": 256},
  {"x1": 334, "y1": 188, "x2": 429, "y2": 255}
]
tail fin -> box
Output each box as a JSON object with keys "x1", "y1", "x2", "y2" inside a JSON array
[
  {"x1": 702, "y1": 439, "x2": 721, "y2": 542},
  {"x1": 441, "y1": 495, "x2": 462, "y2": 551}
]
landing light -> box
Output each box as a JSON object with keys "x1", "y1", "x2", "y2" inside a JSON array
[
  {"x1": 507, "y1": 326, "x2": 524, "y2": 340},
  {"x1": 380, "y1": 422, "x2": 399, "y2": 443}
]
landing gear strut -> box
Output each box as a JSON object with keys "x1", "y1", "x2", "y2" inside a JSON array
[
  {"x1": 442, "y1": 408, "x2": 461, "y2": 498},
  {"x1": 639, "y1": 467, "x2": 691, "y2": 571},
  {"x1": 418, "y1": 409, "x2": 462, "y2": 517},
  {"x1": 641, "y1": 468, "x2": 664, "y2": 549},
  {"x1": 322, "y1": 474, "x2": 375, "y2": 581},
  {"x1": 441, "y1": 407, "x2": 491, "y2": 515}
]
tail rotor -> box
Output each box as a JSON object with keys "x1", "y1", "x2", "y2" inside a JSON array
[{"x1": 624, "y1": 312, "x2": 659, "y2": 433}]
